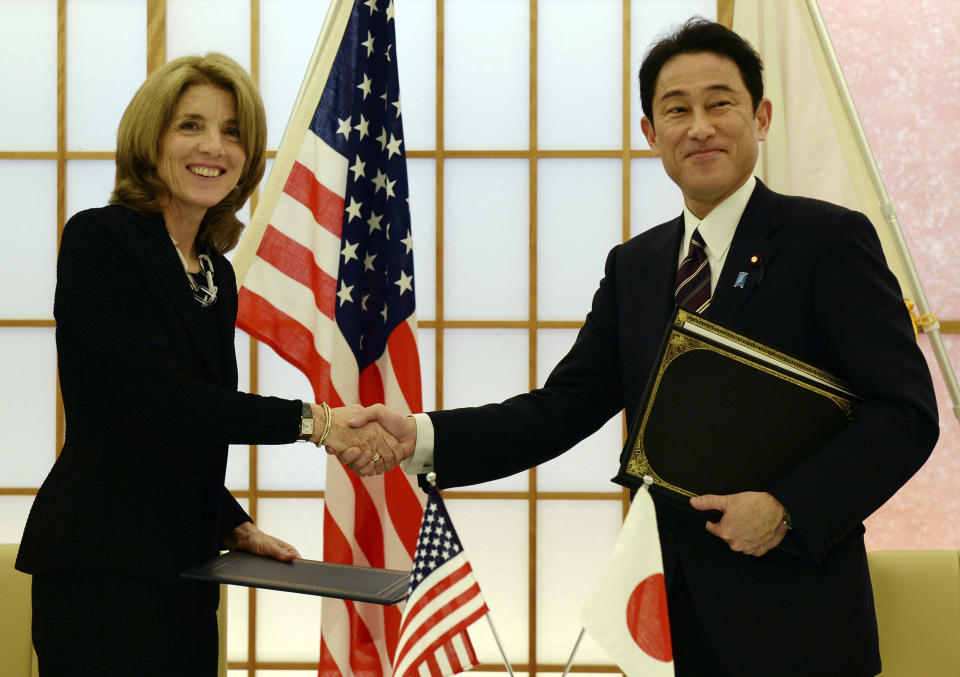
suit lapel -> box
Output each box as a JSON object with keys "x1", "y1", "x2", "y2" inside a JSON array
[
  {"x1": 650, "y1": 217, "x2": 684, "y2": 318},
  {"x1": 708, "y1": 181, "x2": 779, "y2": 327},
  {"x1": 136, "y1": 212, "x2": 224, "y2": 380},
  {"x1": 622, "y1": 215, "x2": 683, "y2": 328}
]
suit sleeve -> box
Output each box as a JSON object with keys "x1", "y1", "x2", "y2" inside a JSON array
[
  {"x1": 768, "y1": 211, "x2": 939, "y2": 562},
  {"x1": 428, "y1": 245, "x2": 628, "y2": 489},
  {"x1": 55, "y1": 211, "x2": 301, "y2": 448}
]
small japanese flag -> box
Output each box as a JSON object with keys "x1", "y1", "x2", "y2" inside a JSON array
[{"x1": 580, "y1": 482, "x2": 674, "y2": 676}]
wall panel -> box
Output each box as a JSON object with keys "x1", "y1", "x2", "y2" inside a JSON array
[{"x1": 8, "y1": 2, "x2": 954, "y2": 675}]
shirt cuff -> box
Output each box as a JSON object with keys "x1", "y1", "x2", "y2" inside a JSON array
[{"x1": 401, "y1": 412, "x2": 436, "y2": 475}]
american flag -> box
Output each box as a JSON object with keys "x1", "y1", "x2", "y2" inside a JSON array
[
  {"x1": 232, "y1": 0, "x2": 424, "y2": 674},
  {"x1": 393, "y1": 487, "x2": 488, "y2": 677}
]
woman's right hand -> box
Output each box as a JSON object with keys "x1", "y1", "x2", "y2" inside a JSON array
[{"x1": 311, "y1": 403, "x2": 403, "y2": 475}]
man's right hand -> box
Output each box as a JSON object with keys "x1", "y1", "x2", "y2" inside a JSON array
[
  {"x1": 313, "y1": 404, "x2": 403, "y2": 475},
  {"x1": 340, "y1": 404, "x2": 418, "y2": 475}
]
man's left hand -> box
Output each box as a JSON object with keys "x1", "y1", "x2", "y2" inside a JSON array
[{"x1": 690, "y1": 491, "x2": 789, "y2": 557}]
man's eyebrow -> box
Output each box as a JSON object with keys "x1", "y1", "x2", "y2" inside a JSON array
[{"x1": 658, "y1": 83, "x2": 738, "y2": 101}]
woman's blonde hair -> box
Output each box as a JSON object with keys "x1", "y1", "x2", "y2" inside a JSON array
[{"x1": 110, "y1": 53, "x2": 266, "y2": 255}]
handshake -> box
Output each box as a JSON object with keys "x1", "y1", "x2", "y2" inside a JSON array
[{"x1": 310, "y1": 403, "x2": 417, "y2": 476}]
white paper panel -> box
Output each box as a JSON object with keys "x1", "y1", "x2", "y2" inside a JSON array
[
  {"x1": 255, "y1": 498, "x2": 325, "y2": 661},
  {"x1": 256, "y1": 497, "x2": 325, "y2": 561},
  {"x1": 226, "y1": 332, "x2": 251, "y2": 490},
  {"x1": 65, "y1": 159, "x2": 115, "y2": 220},
  {"x1": 416, "y1": 327, "x2": 436, "y2": 413},
  {"x1": 235, "y1": 328, "x2": 252, "y2": 393},
  {"x1": 446, "y1": 498, "x2": 529, "y2": 663},
  {"x1": 167, "y1": 0, "x2": 251, "y2": 70},
  {"x1": 236, "y1": 196, "x2": 251, "y2": 230},
  {"x1": 630, "y1": 0, "x2": 717, "y2": 149},
  {"x1": 536, "y1": 329, "x2": 577, "y2": 386},
  {"x1": 0, "y1": 496, "x2": 35, "y2": 544},
  {"x1": 443, "y1": 329, "x2": 528, "y2": 408},
  {"x1": 66, "y1": 0, "x2": 146, "y2": 151},
  {"x1": 0, "y1": 161, "x2": 57, "y2": 317},
  {"x1": 0, "y1": 0, "x2": 57, "y2": 149},
  {"x1": 630, "y1": 157, "x2": 683, "y2": 236},
  {"x1": 444, "y1": 159, "x2": 528, "y2": 320},
  {"x1": 228, "y1": 160, "x2": 269, "y2": 266},
  {"x1": 408, "y1": 158, "x2": 436, "y2": 321},
  {"x1": 538, "y1": 0, "x2": 621, "y2": 149},
  {"x1": 537, "y1": 500, "x2": 623, "y2": 663},
  {"x1": 226, "y1": 159, "x2": 268, "y2": 265},
  {"x1": 256, "y1": 438, "x2": 326, "y2": 490},
  {"x1": 442, "y1": 329, "x2": 529, "y2": 493},
  {"x1": 0, "y1": 328, "x2": 56, "y2": 487},
  {"x1": 256, "y1": 157, "x2": 275, "y2": 202},
  {"x1": 394, "y1": 0, "x2": 436, "y2": 151},
  {"x1": 256, "y1": 343, "x2": 325, "y2": 491},
  {"x1": 256, "y1": 589, "x2": 321, "y2": 662},
  {"x1": 225, "y1": 444, "x2": 249, "y2": 491},
  {"x1": 535, "y1": 329, "x2": 625, "y2": 493},
  {"x1": 537, "y1": 159, "x2": 621, "y2": 320},
  {"x1": 259, "y1": 0, "x2": 333, "y2": 149},
  {"x1": 226, "y1": 497, "x2": 250, "y2": 661},
  {"x1": 226, "y1": 584, "x2": 249, "y2": 661},
  {"x1": 444, "y1": 0, "x2": 528, "y2": 149}
]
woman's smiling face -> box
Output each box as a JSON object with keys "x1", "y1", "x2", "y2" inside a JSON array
[{"x1": 156, "y1": 82, "x2": 246, "y2": 223}]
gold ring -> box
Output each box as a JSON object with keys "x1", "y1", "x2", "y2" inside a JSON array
[{"x1": 372, "y1": 451, "x2": 382, "y2": 463}]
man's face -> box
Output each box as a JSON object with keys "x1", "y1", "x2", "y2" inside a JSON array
[{"x1": 641, "y1": 51, "x2": 771, "y2": 218}]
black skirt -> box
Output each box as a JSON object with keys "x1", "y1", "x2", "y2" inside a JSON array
[{"x1": 31, "y1": 570, "x2": 219, "y2": 677}]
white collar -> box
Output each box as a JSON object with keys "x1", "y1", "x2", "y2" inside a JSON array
[{"x1": 680, "y1": 175, "x2": 757, "y2": 262}]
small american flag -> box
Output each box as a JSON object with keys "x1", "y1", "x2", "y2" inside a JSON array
[
  {"x1": 393, "y1": 487, "x2": 488, "y2": 677},
  {"x1": 232, "y1": 0, "x2": 424, "y2": 674}
]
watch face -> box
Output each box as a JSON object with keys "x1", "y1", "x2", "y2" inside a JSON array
[{"x1": 301, "y1": 418, "x2": 315, "y2": 436}]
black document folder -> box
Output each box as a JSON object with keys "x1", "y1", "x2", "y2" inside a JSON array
[
  {"x1": 615, "y1": 308, "x2": 859, "y2": 513},
  {"x1": 181, "y1": 550, "x2": 411, "y2": 605}
]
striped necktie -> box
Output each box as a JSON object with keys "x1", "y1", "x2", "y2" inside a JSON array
[{"x1": 675, "y1": 228, "x2": 711, "y2": 312}]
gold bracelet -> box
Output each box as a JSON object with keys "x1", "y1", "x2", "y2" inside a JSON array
[{"x1": 316, "y1": 401, "x2": 332, "y2": 448}]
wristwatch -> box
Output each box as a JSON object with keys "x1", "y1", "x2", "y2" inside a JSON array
[{"x1": 299, "y1": 402, "x2": 315, "y2": 441}]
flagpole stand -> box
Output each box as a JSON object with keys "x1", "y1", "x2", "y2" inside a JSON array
[{"x1": 561, "y1": 628, "x2": 586, "y2": 677}]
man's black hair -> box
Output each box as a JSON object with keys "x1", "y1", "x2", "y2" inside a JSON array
[{"x1": 639, "y1": 17, "x2": 764, "y2": 122}]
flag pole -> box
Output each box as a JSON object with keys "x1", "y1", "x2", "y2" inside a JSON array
[
  {"x1": 232, "y1": 0, "x2": 354, "y2": 284},
  {"x1": 484, "y1": 613, "x2": 515, "y2": 677},
  {"x1": 561, "y1": 628, "x2": 586, "y2": 677},
  {"x1": 803, "y1": 0, "x2": 960, "y2": 422}
]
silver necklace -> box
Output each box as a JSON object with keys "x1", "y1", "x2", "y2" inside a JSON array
[{"x1": 170, "y1": 235, "x2": 218, "y2": 307}]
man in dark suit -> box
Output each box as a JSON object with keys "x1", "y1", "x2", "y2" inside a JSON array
[{"x1": 343, "y1": 19, "x2": 939, "y2": 677}]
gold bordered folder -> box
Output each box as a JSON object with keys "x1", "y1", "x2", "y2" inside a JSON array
[
  {"x1": 181, "y1": 550, "x2": 410, "y2": 605},
  {"x1": 614, "y1": 308, "x2": 859, "y2": 511}
]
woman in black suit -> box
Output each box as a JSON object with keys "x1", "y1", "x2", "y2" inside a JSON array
[{"x1": 16, "y1": 53, "x2": 398, "y2": 676}]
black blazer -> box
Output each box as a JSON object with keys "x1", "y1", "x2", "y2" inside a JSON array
[
  {"x1": 17, "y1": 205, "x2": 302, "y2": 586},
  {"x1": 426, "y1": 181, "x2": 939, "y2": 676}
]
